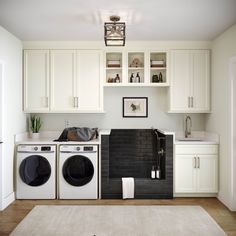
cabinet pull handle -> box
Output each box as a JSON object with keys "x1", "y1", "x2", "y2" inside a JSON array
[
  {"x1": 194, "y1": 157, "x2": 196, "y2": 168},
  {"x1": 45, "y1": 96, "x2": 49, "y2": 107},
  {"x1": 73, "y1": 97, "x2": 76, "y2": 108},
  {"x1": 76, "y1": 97, "x2": 79, "y2": 108},
  {"x1": 188, "y1": 97, "x2": 190, "y2": 108},
  {"x1": 191, "y1": 97, "x2": 194, "y2": 108},
  {"x1": 197, "y1": 157, "x2": 200, "y2": 168}
]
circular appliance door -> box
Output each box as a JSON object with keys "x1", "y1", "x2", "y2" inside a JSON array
[
  {"x1": 19, "y1": 155, "x2": 51, "y2": 187},
  {"x1": 62, "y1": 155, "x2": 94, "y2": 187}
]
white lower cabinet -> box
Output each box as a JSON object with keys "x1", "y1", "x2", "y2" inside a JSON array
[{"x1": 175, "y1": 145, "x2": 218, "y2": 194}]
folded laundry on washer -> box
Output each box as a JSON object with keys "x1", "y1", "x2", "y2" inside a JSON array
[{"x1": 54, "y1": 127, "x2": 98, "y2": 142}]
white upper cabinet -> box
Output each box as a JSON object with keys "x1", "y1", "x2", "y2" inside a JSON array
[
  {"x1": 169, "y1": 50, "x2": 210, "y2": 113},
  {"x1": 50, "y1": 50, "x2": 77, "y2": 112},
  {"x1": 77, "y1": 50, "x2": 103, "y2": 111},
  {"x1": 170, "y1": 51, "x2": 191, "y2": 111},
  {"x1": 191, "y1": 51, "x2": 210, "y2": 111},
  {"x1": 24, "y1": 50, "x2": 49, "y2": 112},
  {"x1": 23, "y1": 49, "x2": 103, "y2": 113}
]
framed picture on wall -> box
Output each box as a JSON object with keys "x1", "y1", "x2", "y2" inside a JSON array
[{"x1": 123, "y1": 97, "x2": 148, "y2": 118}]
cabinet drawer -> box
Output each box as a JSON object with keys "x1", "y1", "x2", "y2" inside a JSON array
[{"x1": 175, "y1": 145, "x2": 218, "y2": 155}]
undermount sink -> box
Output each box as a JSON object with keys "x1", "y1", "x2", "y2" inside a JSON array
[{"x1": 177, "y1": 137, "x2": 205, "y2": 141}]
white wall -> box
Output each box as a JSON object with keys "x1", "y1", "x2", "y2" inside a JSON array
[
  {"x1": 205, "y1": 24, "x2": 236, "y2": 210},
  {"x1": 38, "y1": 87, "x2": 206, "y2": 131},
  {"x1": 0, "y1": 26, "x2": 26, "y2": 210}
]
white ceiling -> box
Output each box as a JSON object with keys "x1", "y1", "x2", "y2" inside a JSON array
[{"x1": 0, "y1": 0, "x2": 236, "y2": 41}]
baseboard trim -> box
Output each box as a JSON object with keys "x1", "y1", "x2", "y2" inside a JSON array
[
  {"x1": 1, "y1": 192, "x2": 15, "y2": 211},
  {"x1": 174, "y1": 193, "x2": 217, "y2": 197}
]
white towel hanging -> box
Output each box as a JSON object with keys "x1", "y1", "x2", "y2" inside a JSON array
[{"x1": 122, "y1": 177, "x2": 134, "y2": 199}]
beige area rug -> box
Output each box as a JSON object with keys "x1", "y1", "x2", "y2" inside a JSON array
[{"x1": 10, "y1": 205, "x2": 226, "y2": 236}]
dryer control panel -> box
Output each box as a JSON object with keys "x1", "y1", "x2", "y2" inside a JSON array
[{"x1": 60, "y1": 145, "x2": 98, "y2": 153}]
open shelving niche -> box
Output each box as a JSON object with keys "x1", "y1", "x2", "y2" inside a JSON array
[
  {"x1": 104, "y1": 50, "x2": 169, "y2": 87},
  {"x1": 105, "y1": 52, "x2": 123, "y2": 84}
]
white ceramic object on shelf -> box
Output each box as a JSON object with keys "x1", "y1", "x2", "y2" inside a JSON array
[{"x1": 31, "y1": 132, "x2": 40, "y2": 139}]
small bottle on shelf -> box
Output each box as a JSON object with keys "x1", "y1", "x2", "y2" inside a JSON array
[
  {"x1": 115, "y1": 74, "x2": 120, "y2": 83},
  {"x1": 135, "y1": 72, "x2": 141, "y2": 83},
  {"x1": 130, "y1": 73, "x2": 134, "y2": 83},
  {"x1": 159, "y1": 72, "x2": 163, "y2": 83}
]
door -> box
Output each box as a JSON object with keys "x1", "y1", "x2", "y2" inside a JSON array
[
  {"x1": 50, "y1": 50, "x2": 77, "y2": 111},
  {"x1": 76, "y1": 50, "x2": 102, "y2": 111},
  {"x1": 191, "y1": 50, "x2": 210, "y2": 111},
  {"x1": 62, "y1": 155, "x2": 94, "y2": 186},
  {"x1": 19, "y1": 155, "x2": 51, "y2": 186},
  {"x1": 196, "y1": 155, "x2": 218, "y2": 193},
  {"x1": 170, "y1": 50, "x2": 191, "y2": 111},
  {"x1": 24, "y1": 50, "x2": 49, "y2": 112},
  {"x1": 175, "y1": 155, "x2": 196, "y2": 192}
]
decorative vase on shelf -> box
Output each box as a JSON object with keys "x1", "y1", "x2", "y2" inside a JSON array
[
  {"x1": 31, "y1": 132, "x2": 40, "y2": 139},
  {"x1": 152, "y1": 74, "x2": 159, "y2": 83}
]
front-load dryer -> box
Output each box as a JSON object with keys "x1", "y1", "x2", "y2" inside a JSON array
[
  {"x1": 59, "y1": 145, "x2": 98, "y2": 199},
  {"x1": 16, "y1": 145, "x2": 56, "y2": 199}
]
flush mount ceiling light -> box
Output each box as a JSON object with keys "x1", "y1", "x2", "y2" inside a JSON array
[{"x1": 104, "y1": 15, "x2": 126, "y2": 46}]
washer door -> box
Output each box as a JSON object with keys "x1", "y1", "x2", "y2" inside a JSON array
[
  {"x1": 63, "y1": 155, "x2": 94, "y2": 186},
  {"x1": 19, "y1": 155, "x2": 51, "y2": 186}
]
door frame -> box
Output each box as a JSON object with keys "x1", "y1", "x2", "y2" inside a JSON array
[{"x1": 229, "y1": 55, "x2": 236, "y2": 211}]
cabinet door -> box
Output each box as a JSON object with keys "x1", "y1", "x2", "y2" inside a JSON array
[
  {"x1": 196, "y1": 155, "x2": 218, "y2": 193},
  {"x1": 170, "y1": 50, "x2": 191, "y2": 111},
  {"x1": 50, "y1": 50, "x2": 77, "y2": 111},
  {"x1": 76, "y1": 50, "x2": 103, "y2": 111},
  {"x1": 191, "y1": 50, "x2": 210, "y2": 111},
  {"x1": 24, "y1": 50, "x2": 49, "y2": 112},
  {"x1": 175, "y1": 155, "x2": 196, "y2": 193}
]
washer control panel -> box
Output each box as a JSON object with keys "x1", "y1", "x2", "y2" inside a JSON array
[
  {"x1": 84, "y1": 146, "x2": 93, "y2": 151},
  {"x1": 17, "y1": 145, "x2": 56, "y2": 153}
]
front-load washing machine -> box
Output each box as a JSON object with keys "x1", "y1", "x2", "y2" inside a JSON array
[
  {"x1": 59, "y1": 145, "x2": 98, "y2": 199},
  {"x1": 16, "y1": 145, "x2": 56, "y2": 199}
]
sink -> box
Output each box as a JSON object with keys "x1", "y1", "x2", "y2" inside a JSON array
[{"x1": 177, "y1": 137, "x2": 204, "y2": 141}]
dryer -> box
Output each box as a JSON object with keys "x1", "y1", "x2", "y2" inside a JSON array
[
  {"x1": 59, "y1": 145, "x2": 98, "y2": 199},
  {"x1": 16, "y1": 145, "x2": 56, "y2": 199}
]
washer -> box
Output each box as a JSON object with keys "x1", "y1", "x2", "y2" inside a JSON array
[
  {"x1": 16, "y1": 145, "x2": 56, "y2": 199},
  {"x1": 59, "y1": 145, "x2": 98, "y2": 199}
]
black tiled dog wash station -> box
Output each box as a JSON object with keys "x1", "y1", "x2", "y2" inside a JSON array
[{"x1": 101, "y1": 129, "x2": 173, "y2": 199}]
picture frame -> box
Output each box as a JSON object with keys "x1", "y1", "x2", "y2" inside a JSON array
[{"x1": 123, "y1": 97, "x2": 148, "y2": 118}]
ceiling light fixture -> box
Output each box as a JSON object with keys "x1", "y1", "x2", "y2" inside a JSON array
[{"x1": 104, "y1": 15, "x2": 125, "y2": 46}]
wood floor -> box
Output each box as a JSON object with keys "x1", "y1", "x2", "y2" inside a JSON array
[{"x1": 0, "y1": 198, "x2": 236, "y2": 236}]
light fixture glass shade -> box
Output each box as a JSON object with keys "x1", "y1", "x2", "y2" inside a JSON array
[{"x1": 104, "y1": 21, "x2": 126, "y2": 46}]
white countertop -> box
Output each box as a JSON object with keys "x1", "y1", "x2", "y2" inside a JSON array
[
  {"x1": 15, "y1": 130, "x2": 111, "y2": 145},
  {"x1": 15, "y1": 129, "x2": 219, "y2": 145}
]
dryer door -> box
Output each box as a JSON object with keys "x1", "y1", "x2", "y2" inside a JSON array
[
  {"x1": 63, "y1": 155, "x2": 94, "y2": 186},
  {"x1": 19, "y1": 155, "x2": 51, "y2": 186}
]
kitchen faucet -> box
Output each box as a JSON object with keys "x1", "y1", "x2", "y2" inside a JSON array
[{"x1": 185, "y1": 116, "x2": 192, "y2": 138}]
